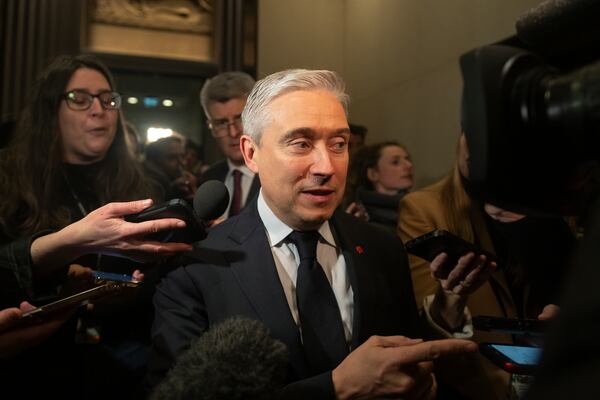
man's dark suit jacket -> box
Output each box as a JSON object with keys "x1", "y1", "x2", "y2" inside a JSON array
[
  {"x1": 147, "y1": 199, "x2": 421, "y2": 398},
  {"x1": 198, "y1": 159, "x2": 261, "y2": 213}
]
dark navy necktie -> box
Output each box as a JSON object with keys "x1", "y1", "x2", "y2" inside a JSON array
[{"x1": 288, "y1": 230, "x2": 349, "y2": 374}]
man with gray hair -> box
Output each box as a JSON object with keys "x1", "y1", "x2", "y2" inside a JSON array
[
  {"x1": 198, "y1": 71, "x2": 260, "y2": 218},
  {"x1": 149, "y1": 69, "x2": 477, "y2": 399}
]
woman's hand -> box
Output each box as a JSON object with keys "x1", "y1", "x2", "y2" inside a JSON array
[
  {"x1": 429, "y1": 253, "x2": 496, "y2": 331},
  {"x1": 431, "y1": 252, "x2": 496, "y2": 296},
  {"x1": 31, "y1": 199, "x2": 194, "y2": 269},
  {"x1": 484, "y1": 203, "x2": 526, "y2": 223}
]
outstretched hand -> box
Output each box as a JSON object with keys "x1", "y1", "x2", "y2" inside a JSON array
[
  {"x1": 332, "y1": 335, "x2": 477, "y2": 399},
  {"x1": 31, "y1": 199, "x2": 194, "y2": 269},
  {"x1": 65, "y1": 199, "x2": 193, "y2": 261}
]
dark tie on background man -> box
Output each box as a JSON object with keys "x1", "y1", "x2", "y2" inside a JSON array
[
  {"x1": 288, "y1": 230, "x2": 349, "y2": 374},
  {"x1": 229, "y1": 169, "x2": 242, "y2": 216}
]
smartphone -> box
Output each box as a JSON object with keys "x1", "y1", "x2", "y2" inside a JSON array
[
  {"x1": 21, "y1": 284, "x2": 117, "y2": 318},
  {"x1": 479, "y1": 343, "x2": 543, "y2": 375},
  {"x1": 125, "y1": 199, "x2": 206, "y2": 242},
  {"x1": 92, "y1": 271, "x2": 141, "y2": 287},
  {"x1": 473, "y1": 315, "x2": 548, "y2": 336},
  {"x1": 404, "y1": 229, "x2": 495, "y2": 277}
]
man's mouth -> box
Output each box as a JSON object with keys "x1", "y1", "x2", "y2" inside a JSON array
[{"x1": 301, "y1": 187, "x2": 336, "y2": 202}]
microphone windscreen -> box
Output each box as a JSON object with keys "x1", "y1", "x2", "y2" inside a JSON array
[
  {"x1": 150, "y1": 316, "x2": 288, "y2": 400},
  {"x1": 516, "y1": 0, "x2": 600, "y2": 59},
  {"x1": 193, "y1": 180, "x2": 230, "y2": 220}
]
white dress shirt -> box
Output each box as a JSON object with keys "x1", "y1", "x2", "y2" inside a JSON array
[
  {"x1": 223, "y1": 160, "x2": 255, "y2": 218},
  {"x1": 257, "y1": 191, "x2": 354, "y2": 343}
]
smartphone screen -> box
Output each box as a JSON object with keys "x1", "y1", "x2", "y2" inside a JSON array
[
  {"x1": 92, "y1": 271, "x2": 140, "y2": 285},
  {"x1": 480, "y1": 343, "x2": 543, "y2": 374},
  {"x1": 489, "y1": 344, "x2": 543, "y2": 366}
]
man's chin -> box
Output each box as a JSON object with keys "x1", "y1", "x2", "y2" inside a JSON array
[{"x1": 295, "y1": 208, "x2": 336, "y2": 230}]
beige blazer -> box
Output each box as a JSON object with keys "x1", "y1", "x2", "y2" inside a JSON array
[{"x1": 398, "y1": 179, "x2": 518, "y2": 400}]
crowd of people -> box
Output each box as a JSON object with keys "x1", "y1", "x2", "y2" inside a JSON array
[{"x1": 0, "y1": 53, "x2": 581, "y2": 400}]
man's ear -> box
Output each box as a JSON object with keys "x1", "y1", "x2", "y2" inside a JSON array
[{"x1": 241, "y1": 134, "x2": 259, "y2": 173}]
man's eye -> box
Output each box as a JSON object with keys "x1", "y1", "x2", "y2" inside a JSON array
[
  {"x1": 331, "y1": 141, "x2": 347, "y2": 151},
  {"x1": 291, "y1": 140, "x2": 310, "y2": 149}
]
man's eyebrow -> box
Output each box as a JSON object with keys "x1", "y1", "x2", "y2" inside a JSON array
[
  {"x1": 280, "y1": 128, "x2": 315, "y2": 142},
  {"x1": 280, "y1": 127, "x2": 351, "y2": 142},
  {"x1": 212, "y1": 114, "x2": 242, "y2": 122}
]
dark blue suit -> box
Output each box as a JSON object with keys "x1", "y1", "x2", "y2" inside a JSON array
[{"x1": 147, "y1": 199, "x2": 421, "y2": 398}]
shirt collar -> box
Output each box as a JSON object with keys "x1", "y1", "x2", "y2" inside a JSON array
[
  {"x1": 257, "y1": 190, "x2": 336, "y2": 248},
  {"x1": 226, "y1": 159, "x2": 255, "y2": 178}
]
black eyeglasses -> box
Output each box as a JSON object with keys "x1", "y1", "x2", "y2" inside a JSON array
[
  {"x1": 208, "y1": 115, "x2": 243, "y2": 137},
  {"x1": 62, "y1": 90, "x2": 122, "y2": 111}
]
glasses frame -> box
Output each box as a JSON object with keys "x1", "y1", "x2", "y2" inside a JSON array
[
  {"x1": 62, "y1": 89, "x2": 122, "y2": 111},
  {"x1": 207, "y1": 115, "x2": 243, "y2": 138}
]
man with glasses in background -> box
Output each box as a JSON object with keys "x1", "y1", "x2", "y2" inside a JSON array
[{"x1": 198, "y1": 72, "x2": 260, "y2": 219}]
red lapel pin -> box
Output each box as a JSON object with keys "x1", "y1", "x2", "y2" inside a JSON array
[{"x1": 355, "y1": 245, "x2": 364, "y2": 254}]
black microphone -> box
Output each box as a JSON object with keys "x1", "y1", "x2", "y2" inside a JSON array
[
  {"x1": 150, "y1": 316, "x2": 289, "y2": 400},
  {"x1": 127, "y1": 179, "x2": 229, "y2": 242}
]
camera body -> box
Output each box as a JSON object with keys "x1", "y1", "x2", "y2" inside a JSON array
[{"x1": 459, "y1": 0, "x2": 600, "y2": 216}]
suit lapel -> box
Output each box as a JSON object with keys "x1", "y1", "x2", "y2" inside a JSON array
[
  {"x1": 225, "y1": 201, "x2": 309, "y2": 376},
  {"x1": 330, "y1": 212, "x2": 372, "y2": 350}
]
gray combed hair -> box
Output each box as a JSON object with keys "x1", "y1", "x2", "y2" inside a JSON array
[
  {"x1": 242, "y1": 69, "x2": 349, "y2": 143},
  {"x1": 200, "y1": 71, "x2": 256, "y2": 116}
]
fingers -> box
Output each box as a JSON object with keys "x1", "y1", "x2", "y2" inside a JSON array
[
  {"x1": 538, "y1": 304, "x2": 560, "y2": 320},
  {"x1": 430, "y1": 252, "x2": 448, "y2": 279},
  {"x1": 129, "y1": 218, "x2": 187, "y2": 237},
  {"x1": 97, "y1": 199, "x2": 154, "y2": 218},
  {"x1": 132, "y1": 270, "x2": 145, "y2": 281},
  {"x1": 19, "y1": 301, "x2": 35, "y2": 312},
  {"x1": 370, "y1": 335, "x2": 424, "y2": 348},
  {"x1": 130, "y1": 241, "x2": 193, "y2": 256},
  {"x1": 406, "y1": 370, "x2": 435, "y2": 400},
  {"x1": 391, "y1": 339, "x2": 478, "y2": 365},
  {"x1": 0, "y1": 307, "x2": 23, "y2": 332}
]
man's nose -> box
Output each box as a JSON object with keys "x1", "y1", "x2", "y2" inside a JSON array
[
  {"x1": 228, "y1": 122, "x2": 242, "y2": 137},
  {"x1": 310, "y1": 146, "x2": 335, "y2": 176}
]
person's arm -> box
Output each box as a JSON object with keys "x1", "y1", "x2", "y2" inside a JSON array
[
  {"x1": 0, "y1": 301, "x2": 75, "y2": 359},
  {"x1": 29, "y1": 199, "x2": 193, "y2": 280}
]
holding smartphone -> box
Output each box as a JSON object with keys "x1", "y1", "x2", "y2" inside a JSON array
[
  {"x1": 479, "y1": 343, "x2": 543, "y2": 375},
  {"x1": 21, "y1": 272, "x2": 141, "y2": 318},
  {"x1": 405, "y1": 229, "x2": 496, "y2": 278},
  {"x1": 473, "y1": 315, "x2": 547, "y2": 336}
]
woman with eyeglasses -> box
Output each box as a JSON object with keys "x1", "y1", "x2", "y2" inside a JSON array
[{"x1": 0, "y1": 55, "x2": 191, "y2": 398}]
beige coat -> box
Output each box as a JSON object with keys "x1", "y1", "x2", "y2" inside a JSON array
[{"x1": 398, "y1": 178, "x2": 520, "y2": 400}]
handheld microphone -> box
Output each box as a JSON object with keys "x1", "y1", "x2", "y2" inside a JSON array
[{"x1": 127, "y1": 180, "x2": 229, "y2": 243}]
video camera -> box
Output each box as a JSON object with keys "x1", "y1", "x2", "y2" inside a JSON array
[{"x1": 459, "y1": 0, "x2": 600, "y2": 217}]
